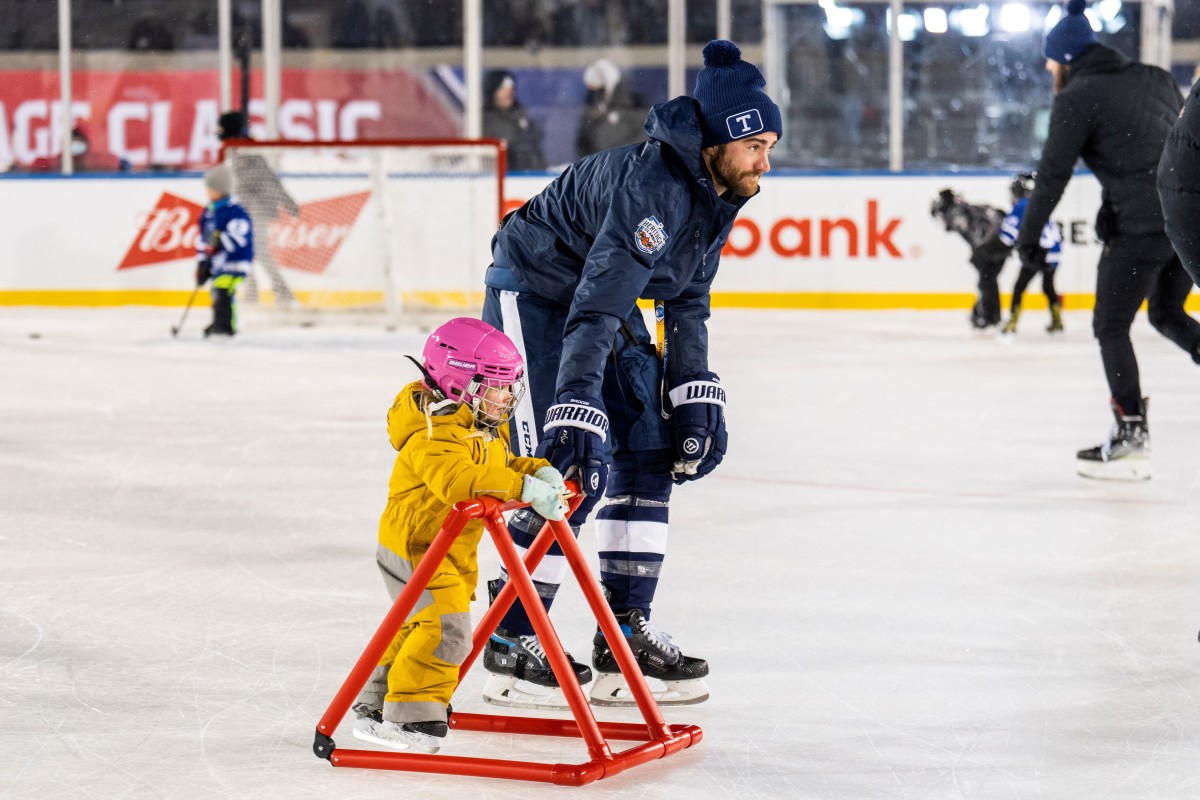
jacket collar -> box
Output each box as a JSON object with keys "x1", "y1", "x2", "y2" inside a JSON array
[{"x1": 1066, "y1": 44, "x2": 1129, "y2": 80}]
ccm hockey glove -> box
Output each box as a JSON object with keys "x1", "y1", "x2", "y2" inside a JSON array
[
  {"x1": 538, "y1": 392, "x2": 609, "y2": 497},
  {"x1": 669, "y1": 372, "x2": 727, "y2": 483},
  {"x1": 196, "y1": 259, "x2": 212, "y2": 287}
]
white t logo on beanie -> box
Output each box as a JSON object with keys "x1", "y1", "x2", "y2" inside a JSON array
[{"x1": 726, "y1": 108, "x2": 764, "y2": 139}]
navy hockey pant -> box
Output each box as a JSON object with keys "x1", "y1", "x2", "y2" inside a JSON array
[{"x1": 484, "y1": 287, "x2": 676, "y2": 635}]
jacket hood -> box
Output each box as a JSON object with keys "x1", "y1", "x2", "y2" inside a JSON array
[
  {"x1": 1068, "y1": 44, "x2": 1130, "y2": 78},
  {"x1": 643, "y1": 96, "x2": 708, "y2": 182},
  {"x1": 388, "y1": 380, "x2": 475, "y2": 451}
]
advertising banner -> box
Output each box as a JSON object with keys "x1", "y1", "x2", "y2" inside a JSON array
[{"x1": 0, "y1": 171, "x2": 1144, "y2": 310}]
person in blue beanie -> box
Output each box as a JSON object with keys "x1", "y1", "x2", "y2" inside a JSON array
[
  {"x1": 1016, "y1": 0, "x2": 1200, "y2": 482},
  {"x1": 477, "y1": 40, "x2": 780, "y2": 710}
]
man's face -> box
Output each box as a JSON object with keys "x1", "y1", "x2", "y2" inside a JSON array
[
  {"x1": 1045, "y1": 58, "x2": 1067, "y2": 94},
  {"x1": 707, "y1": 133, "x2": 777, "y2": 196}
]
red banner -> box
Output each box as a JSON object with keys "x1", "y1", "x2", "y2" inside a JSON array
[{"x1": 0, "y1": 69, "x2": 459, "y2": 170}]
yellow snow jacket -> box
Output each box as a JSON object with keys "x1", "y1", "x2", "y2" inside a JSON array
[{"x1": 377, "y1": 380, "x2": 549, "y2": 589}]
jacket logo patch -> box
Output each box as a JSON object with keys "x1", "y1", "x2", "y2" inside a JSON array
[{"x1": 634, "y1": 216, "x2": 668, "y2": 255}]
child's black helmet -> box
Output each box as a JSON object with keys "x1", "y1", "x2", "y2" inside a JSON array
[{"x1": 1010, "y1": 172, "x2": 1036, "y2": 200}]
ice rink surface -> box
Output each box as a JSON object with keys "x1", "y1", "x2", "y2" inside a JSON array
[{"x1": 2, "y1": 306, "x2": 1199, "y2": 800}]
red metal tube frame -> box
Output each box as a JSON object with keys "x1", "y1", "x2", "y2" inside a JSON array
[{"x1": 313, "y1": 482, "x2": 702, "y2": 786}]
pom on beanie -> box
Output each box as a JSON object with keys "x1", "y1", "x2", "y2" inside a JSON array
[
  {"x1": 1044, "y1": 0, "x2": 1097, "y2": 64},
  {"x1": 693, "y1": 40, "x2": 783, "y2": 147}
]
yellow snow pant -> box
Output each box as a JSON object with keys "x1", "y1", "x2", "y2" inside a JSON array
[{"x1": 368, "y1": 546, "x2": 477, "y2": 725}]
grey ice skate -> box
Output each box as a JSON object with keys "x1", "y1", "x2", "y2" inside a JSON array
[{"x1": 350, "y1": 703, "x2": 447, "y2": 754}]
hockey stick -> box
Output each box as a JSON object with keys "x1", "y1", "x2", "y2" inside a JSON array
[{"x1": 171, "y1": 286, "x2": 201, "y2": 337}]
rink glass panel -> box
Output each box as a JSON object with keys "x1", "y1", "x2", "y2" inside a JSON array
[
  {"x1": 0, "y1": 0, "x2": 1161, "y2": 174},
  {"x1": 770, "y1": 1, "x2": 1144, "y2": 171}
]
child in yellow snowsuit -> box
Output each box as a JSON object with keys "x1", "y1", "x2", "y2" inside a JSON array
[{"x1": 352, "y1": 318, "x2": 569, "y2": 753}]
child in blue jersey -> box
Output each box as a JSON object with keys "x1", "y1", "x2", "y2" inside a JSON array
[
  {"x1": 999, "y1": 172, "x2": 1063, "y2": 334},
  {"x1": 196, "y1": 163, "x2": 254, "y2": 337}
]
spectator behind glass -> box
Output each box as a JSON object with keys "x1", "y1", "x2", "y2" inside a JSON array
[
  {"x1": 482, "y1": 70, "x2": 547, "y2": 171},
  {"x1": 28, "y1": 126, "x2": 129, "y2": 173},
  {"x1": 575, "y1": 58, "x2": 648, "y2": 159}
]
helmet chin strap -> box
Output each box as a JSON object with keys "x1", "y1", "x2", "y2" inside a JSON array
[{"x1": 404, "y1": 355, "x2": 448, "y2": 402}]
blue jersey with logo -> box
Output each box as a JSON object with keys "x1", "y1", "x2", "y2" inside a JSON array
[
  {"x1": 1000, "y1": 197, "x2": 1061, "y2": 267},
  {"x1": 197, "y1": 196, "x2": 254, "y2": 277}
]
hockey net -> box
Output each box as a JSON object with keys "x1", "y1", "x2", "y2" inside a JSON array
[{"x1": 220, "y1": 139, "x2": 505, "y2": 323}]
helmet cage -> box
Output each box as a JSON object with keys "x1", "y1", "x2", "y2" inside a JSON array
[{"x1": 466, "y1": 374, "x2": 526, "y2": 427}]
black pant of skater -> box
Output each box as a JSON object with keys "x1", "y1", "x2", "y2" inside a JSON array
[
  {"x1": 970, "y1": 241, "x2": 1008, "y2": 328},
  {"x1": 1011, "y1": 262, "x2": 1058, "y2": 311},
  {"x1": 1092, "y1": 234, "x2": 1200, "y2": 413}
]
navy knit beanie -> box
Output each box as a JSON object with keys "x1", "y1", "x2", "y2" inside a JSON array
[
  {"x1": 1044, "y1": 0, "x2": 1097, "y2": 64},
  {"x1": 693, "y1": 40, "x2": 783, "y2": 147}
]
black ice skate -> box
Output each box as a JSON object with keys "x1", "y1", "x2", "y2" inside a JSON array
[
  {"x1": 482, "y1": 627, "x2": 594, "y2": 710},
  {"x1": 589, "y1": 609, "x2": 710, "y2": 707},
  {"x1": 969, "y1": 304, "x2": 1000, "y2": 333},
  {"x1": 1076, "y1": 398, "x2": 1150, "y2": 481},
  {"x1": 480, "y1": 578, "x2": 593, "y2": 710}
]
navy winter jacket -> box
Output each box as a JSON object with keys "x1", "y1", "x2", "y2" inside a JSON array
[{"x1": 485, "y1": 96, "x2": 752, "y2": 400}]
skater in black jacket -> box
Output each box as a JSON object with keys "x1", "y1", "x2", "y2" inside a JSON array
[{"x1": 1016, "y1": 0, "x2": 1200, "y2": 481}]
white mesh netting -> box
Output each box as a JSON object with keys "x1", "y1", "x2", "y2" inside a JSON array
[{"x1": 223, "y1": 140, "x2": 503, "y2": 323}]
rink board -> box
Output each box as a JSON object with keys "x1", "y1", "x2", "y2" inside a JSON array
[{"x1": 1, "y1": 171, "x2": 1192, "y2": 310}]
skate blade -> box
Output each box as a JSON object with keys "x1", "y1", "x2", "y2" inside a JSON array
[
  {"x1": 588, "y1": 673, "x2": 710, "y2": 707},
  {"x1": 482, "y1": 673, "x2": 571, "y2": 710},
  {"x1": 1076, "y1": 456, "x2": 1151, "y2": 481},
  {"x1": 351, "y1": 725, "x2": 442, "y2": 754}
]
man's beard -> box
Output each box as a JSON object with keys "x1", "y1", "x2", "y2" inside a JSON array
[{"x1": 711, "y1": 145, "x2": 762, "y2": 197}]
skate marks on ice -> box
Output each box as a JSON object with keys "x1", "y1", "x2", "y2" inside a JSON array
[{"x1": 2, "y1": 308, "x2": 1200, "y2": 798}]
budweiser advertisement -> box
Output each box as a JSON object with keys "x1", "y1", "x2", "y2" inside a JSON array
[
  {"x1": 117, "y1": 190, "x2": 372, "y2": 274},
  {"x1": 0, "y1": 173, "x2": 1106, "y2": 307}
]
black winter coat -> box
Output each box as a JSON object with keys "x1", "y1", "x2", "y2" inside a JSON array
[
  {"x1": 1157, "y1": 80, "x2": 1200, "y2": 285},
  {"x1": 1018, "y1": 45, "x2": 1182, "y2": 250},
  {"x1": 482, "y1": 103, "x2": 547, "y2": 171}
]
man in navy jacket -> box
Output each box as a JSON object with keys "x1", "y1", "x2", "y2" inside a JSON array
[{"x1": 480, "y1": 40, "x2": 781, "y2": 709}]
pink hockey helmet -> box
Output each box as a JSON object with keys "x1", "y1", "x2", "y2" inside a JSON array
[{"x1": 416, "y1": 317, "x2": 525, "y2": 423}]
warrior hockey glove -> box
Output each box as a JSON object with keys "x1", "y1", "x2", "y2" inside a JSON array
[
  {"x1": 521, "y1": 474, "x2": 569, "y2": 521},
  {"x1": 196, "y1": 259, "x2": 212, "y2": 287},
  {"x1": 538, "y1": 392, "x2": 609, "y2": 498},
  {"x1": 669, "y1": 372, "x2": 727, "y2": 483}
]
